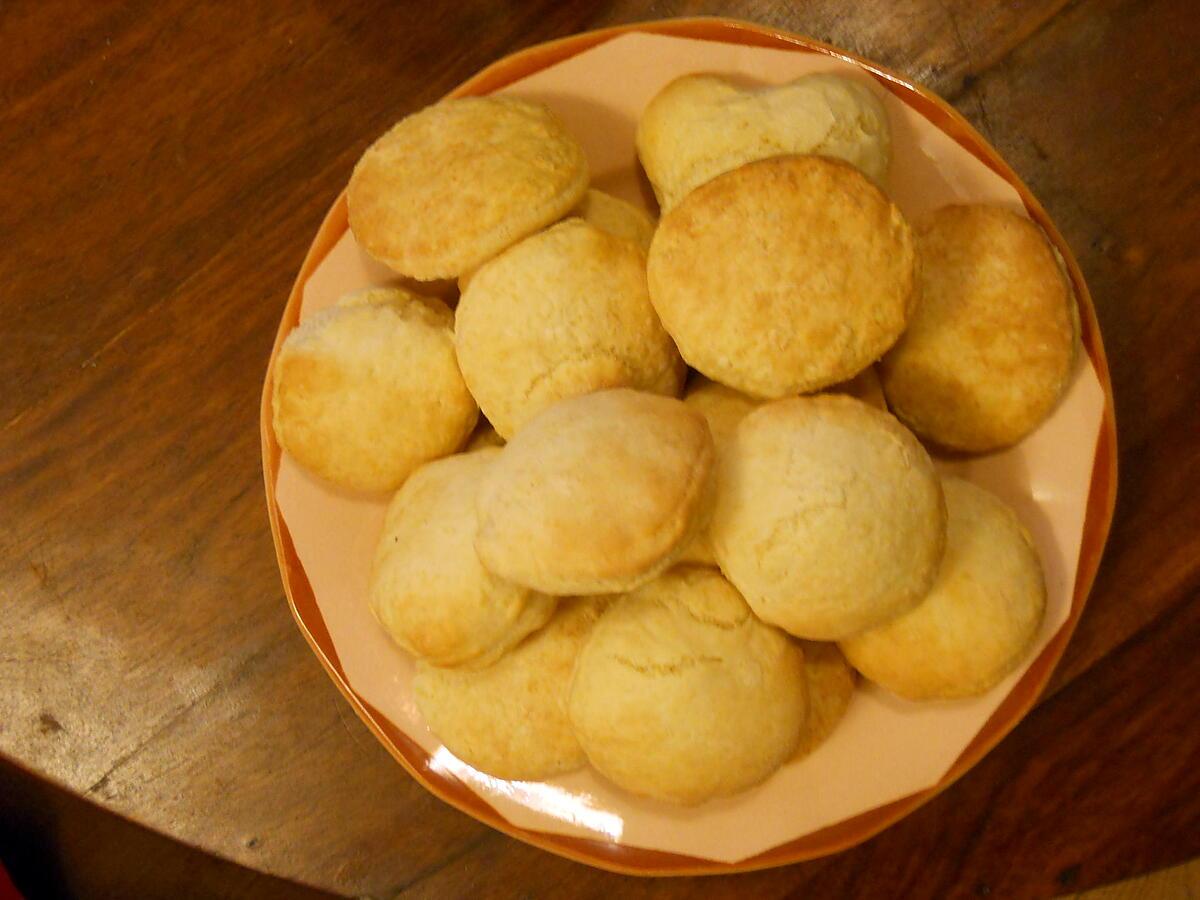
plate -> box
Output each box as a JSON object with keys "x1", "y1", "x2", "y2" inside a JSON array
[{"x1": 260, "y1": 18, "x2": 1117, "y2": 875}]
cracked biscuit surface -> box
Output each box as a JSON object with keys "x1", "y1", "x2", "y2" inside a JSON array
[
  {"x1": 369, "y1": 449, "x2": 556, "y2": 668},
  {"x1": 647, "y1": 155, "x2": 916, "y2": 398},
  {"x1": 567, "y1": 567, "x2": 807, "y2": 804},
  {"x1": 271, "y1": 286, "x2": 477, "y2": 492},
  {"x1": 840, "y1": 476, "x2": 1047, "y2": 699},
  {"x1": 456, "y1": 218, "x2": 685, "y2": 438},
  {"x1": 347, "y1": 96, "x2": 588, "y2": 280},
  {"x1": 636, "y1": 72, "x2": 891, "y2": 211},
  {"x1": 414, "y1": 598, "x2": 606, "y2": 780},
  {"x1": 880, "y1": 204, "x2": 1078, "y2": 451},
  {"x1": 710, "y1": 394, "x2": 946, "y2": 641},
  {"x1": 475, "y1": 389, "x2": 714, "y2": 595}
]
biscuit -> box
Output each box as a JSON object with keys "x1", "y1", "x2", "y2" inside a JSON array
[
  {"x1": 794, "y1": 642, "x2": 856, "y2": 758},
  {"x1": 271, "y1": 287, "x2": 477, "y2": 492},
  {"x1": 573, "y1": 188, "x2": 656, "y2": 252},
  {"x1": 840, "y1": 477, "x2": 1047, "y2": 699},
  {"x1": 676, "y1": 377, "x2": 761, "y2": 567},
  {"x1": 567, "y1": 567, "x2": 807, "y2": 804},
  {"x1": 647, "y1": 155, "x2": 917, "y2": 398},
  {"x1": 475, "y1": 389, "x2": 714, "y2": 594},
  {"x1": 827, "y1": 365, "x2": 887, "y2": 411},
  {"x1": 347, "y1": 97, "x2": 588, "y2": 280},
  {"x1": 369, "y1": 449, "x2": 556, "y2": 668},
  {"x1": 464, "y1": 422, "x2": 505, "y2": 451},
  {"x1": 457, "y1": 189, "x2": 657, "y2": 294},
  {"x1": 880, "y1": 204, "x2": 1078, "y2": 451},
  {"x1": 456, "y1": 218, "x2": 685, "y2": 438},
  {"x1": 637, "y1": 72, "x2": 891, "y2": 210},
  {"x1": 414, "y1": 598, "x2": 606, "y2": 780},
  {"x1": 710, "y1": 394, "x2": 946, "y2": 640}
]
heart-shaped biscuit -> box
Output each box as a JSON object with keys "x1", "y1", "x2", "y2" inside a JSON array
[{"x1": 636, "y1": 72, "x2": 891, "y2": 210}]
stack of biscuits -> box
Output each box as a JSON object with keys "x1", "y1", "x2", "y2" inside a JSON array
[{"x1": 271, "y1": 74, "x2": 1078, "y2": 804}]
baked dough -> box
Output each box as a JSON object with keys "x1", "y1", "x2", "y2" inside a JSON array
[
  {"x1": 647, "y1": 155, "x2": 916, "y2": 398},
  {"x1": 840, "y1": 476, "x2": 1047, "y2": 699},
  {"x1": 456, "y1": 218, "x2": 685, "y2": 438},
  {"x1": 637, "y1": 72, "x2": 891, "y2": 210},
  {"x1": 710, "y1": 394, "x2": 946, "y2": 640},
  {"x1": 880, "y1": 204, "x2": 1078, "y2": 451},
  {"x1": 369, "y1": 449, "x2": 555, "y2": 667},
  {"x1": 414, "y1": 598, "x2": 607, "y2": 780},
  {"x1": 271, "y1": 287, "x2": 477, "y2": 492},
  {"x1": 475, "y1": 389, "x2": 714, "y2": 594},
  {"x1": 347, "y1": 96, "x2": 588, "y2": 279},
  {"x1": 794, "y1": 641, "x2": 856, "y2": 758},
  {"x1": 567, "y1": 567, "x2": 807, "y2": 804}
]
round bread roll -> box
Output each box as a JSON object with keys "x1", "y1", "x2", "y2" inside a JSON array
[
  {"x1": 573, "y1": 188, "x2": 657, "y2": 252},
  {"x1": 347, "y1": 96, "x2": 588, "y2": 280},
  {"x1": 880, "y1": 204, "x2": 1078, "y2": 451},
  {"x1": 271, "y1": 287, "x2": 477, "y2": 492},
  {"x1": 676, "y1": 377, "x2": 761, "y2": 567},
  {"x1": 794, "y1": 642, "x2": 856, "y2": 758},
  {"x1": 711, "y1": 394, "x2": 946, "y2": 640},
  {"x1": 840, "y1": 477, "x2": 1047, "y2": 699},
  {"x1": 414, "y1": 598, "x2": 606, "y2": 780},
  {"x1": 647, "y1": 155, "x2": 917, "y2": 398},
  {"x1": 456, "y1": 218, "x2": 685, "y2": 438},
  {"x1": 827, "y1": 365, "x2": 887, "y2": 411},
  {"x1": 568, "y1": 567, "x2": 807, "y2": 804},
  {"x1": 370, "y1": 449, "x2": 555, "y2": 668},
  {"x1": 475, "y1": 389, "x2": 714, "y2": 595},
  {"x1": 637, "y1": 72, "x2": 891, "y2": 210}
]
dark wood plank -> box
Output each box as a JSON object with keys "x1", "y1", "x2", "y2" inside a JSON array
[{"x1": 0, "y1": 0, "x2": 1197, "y2": 896}]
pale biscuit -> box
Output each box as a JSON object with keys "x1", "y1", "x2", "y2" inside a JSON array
[
  {"x1": 414, "y1": 598, "x2": 606, "y2": 780},
  {"x1": 347, "y1": 97, "x2": 588, "y2": 280},
  {"x1": 475, "y1": 389, "x2": 714, "y2": 594},
  {"x1": 840, "y1": 477, "x2": 1047, "y2": 699},
  {"x1": 794, "y1": 642, "x2": 856, "y2": 758},
  {"x1": 573, "y1": 188, "x2": 656, "y2": 252},
  {"x1": 567, "y1": 567, "x2": 807, "y2": 804},
  {"x1": 637, "y1": 72, "x2": 891, "y2": 210},
  {"x1": 676, "y1": 377, "x2": 761, "y2": 567},
  {"x1": 271, "y1": 287, "x2": 477, "y2": 492},
  {"x1": 880, "y1": 204, "x2": 1078, "y2": 451},
  {"x1": 647, "y1": 155, "x2": 917, "y2": 398},
  {"x1": 827, "y1": 364, "x2": 888, "y2": 411},
  {"x1": 456, "y1": 218, "x2": 685, "y2": 438},
  {"x1": 710, "y1": 394, "x2": 946, "y2": 640},
  {"x1": 455, "y1": 189, "x2": 655, "y2": 293},
  {"x1": 369, "y1": 449, "x2": 556, "y2": 668}
]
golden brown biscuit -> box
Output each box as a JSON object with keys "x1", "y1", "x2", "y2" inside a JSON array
[
  {"x1": 880, "y1": 204, "x2": 1078, "y2": 451},
  {"x1": 369, "y1": 449, "x2": 556, "y2": 668},
  {"x1": 840, "y1": 477, "x2": 1047, "y2": 699},
  {"x1": 475, "y1": 389, "x2": 714, "y2": 594},
  {"x1": 455, "y1": 218, "x2": 685, "y2": 438},
  {"x1": 637, "y1": 72, "x2": 891, "y2": 210},
  {"x1": 794, "y1": 642, "x2": 856, "y2": 758},
  {"x1": 414, "y1": 598, "x2": 606, "y2": 780},
  {"x1": 676, "y1": 377, "x2": 761, "y2": 567},
  {"x1": 648, "y1": 155, "x2": 917, "y2": 398},
  {"x1": 347, "y1": 97, "x2": 588, "y2": 280},
  {"x1": 271, "y1": 287, "x2": 477, "y2": 492},
  {"x1": 567, "y1": 567, "x2": 807, "y2": 804},
  {"x1": 710, "y1": 394, "x2": 946, "y2": 640}
]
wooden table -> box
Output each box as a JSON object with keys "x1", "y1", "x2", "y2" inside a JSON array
[{"x1": 2, "y1": 1, "x2": 1198, "y2": 897}]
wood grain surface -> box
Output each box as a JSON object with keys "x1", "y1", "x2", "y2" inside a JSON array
[{"x1": 1, "y1": 0, "x2": 1197, "y2": 897}]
